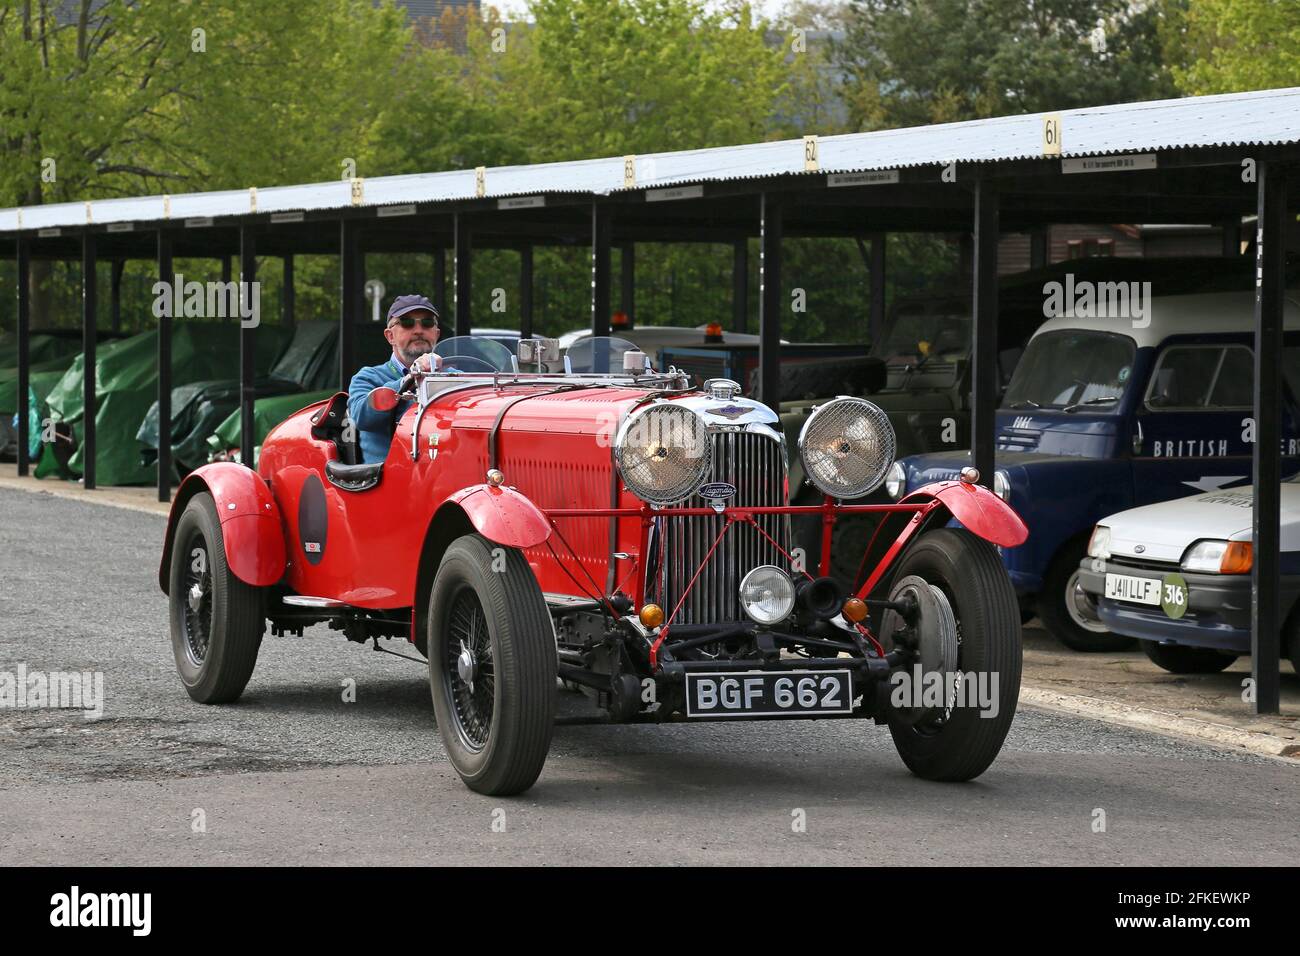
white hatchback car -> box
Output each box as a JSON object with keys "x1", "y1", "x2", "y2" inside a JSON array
[{"x1": 1077, "y1": 477, "x2": 1300, "y2": 673}]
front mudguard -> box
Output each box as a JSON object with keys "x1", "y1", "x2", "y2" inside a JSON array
[
  {"x1": 159, "y1": 463, "x2": 287, "y2": 593},
  {"x1": 902, "y1": 480, "x2": 1028, "y2": 548},
  {"x1": 443, "y1": 483, "x2": 552, "y2": 549}
]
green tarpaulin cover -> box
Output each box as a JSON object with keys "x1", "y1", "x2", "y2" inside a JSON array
[
  {"x1": 0, "y1": 332, "x2": 84, "y2": 380},
  {"x1": 206, "y1": 389, "x2": 336, "y2": 468},
  {"x1": 34, "y1": 323, "x2": 290, "y2": 485},
  {"x1": 134, "y1": 321, "x2": 337, "y2": 476}
]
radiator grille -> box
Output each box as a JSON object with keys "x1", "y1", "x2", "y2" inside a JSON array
[{"x1": 657, "y1": 429, "x2": 791, "y2": 624}]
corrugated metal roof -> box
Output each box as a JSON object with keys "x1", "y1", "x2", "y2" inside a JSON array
[{"x1": 2, "y1": 87, "x2": 1297, "y2": 235}]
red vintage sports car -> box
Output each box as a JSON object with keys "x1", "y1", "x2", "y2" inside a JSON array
[{"x1": 160, "y1": 336, "x2": 1028, "y2": 795}]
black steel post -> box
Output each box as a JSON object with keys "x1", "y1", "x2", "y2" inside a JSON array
[
  {"x1": 15, "y1": 238, "x2": 31, "y2": 476},
  {"x1": 239, "y1": 226, "x2": 257, "y2": 469},
  {"x1": 157, "y1": 230, "x2": 174, "y2": 501},
  {"x1": 339, "y1": 219, "x2": 360, "y2": 389},
  {"x1": 1251, "y1": 162, "x2": 1287, "y2": 716},
  {"x1": 620, "y1": 241, "x2": 635, "y2": 328},
  {"x1": 1222, "y1": 218, "x2": 1242, "y2": 258},
  {"x1": 869, "y1": 233, "x2": 886, "y2": 347},
  {"x1": 971, "y1": 179, "x2": 999, "y2": 489},
  {"x1": 520, "y1": 245, "x2": 534, "y2": 339},
  {"x1": 1029, "y1": 228, "x2": 1048, "y2": 269},
  {"x1": 282, "y1": 255, "x2": 295, "y2": 328},
  {"x1": 733, "y1": 239, "x2": 748, "y2": 334},
  {"x1": 81, "y1": 232, "x2": 97, "y2": 489},
  {"x1": 454, "y1": 213, "x2": 472, "y2": 337},
  {"x1": 758, "y1": 194, "x2": 783, "y2": 410},
  {"x1": 591, "y1": 204, "x2": 611, "y2": 338},
  {"x1": 433, "y1": 244, "x2": 447, "y2": 314},
  {"x1": 221, "y1": 255, "x2": 232, "y2": 325},
  {"x1": 110, "y1": 259, "x2": 123, "y2": 333}
]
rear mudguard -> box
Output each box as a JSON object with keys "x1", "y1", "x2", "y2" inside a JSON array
[
  {"x1": 158, "y1": 463, "x2": 287, "y2": 593},
  {"x1": 443, "y1": 483, "x2": 552, "y2": 549},
  {"x1": 902, "y1": 479, "x2": 1029, "y2": 548}
]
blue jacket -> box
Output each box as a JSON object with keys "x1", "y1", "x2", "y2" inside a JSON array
[{"x1": 347, "y1": 358, "x2": 412, "y2": 463}]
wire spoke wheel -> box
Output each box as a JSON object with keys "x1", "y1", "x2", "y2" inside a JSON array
[
  {"x1": 427, "y1": 533, "x2": 556, "y2": 796},
  {"x1": 166, "y1": 491, "x2": 264, "y2": 704},
  {"x1": 444, "y1": 586, "x2": 496, "y2": 752},
  {"x1": 180, "y1": 530, "x2": 214, "y2": 667}
]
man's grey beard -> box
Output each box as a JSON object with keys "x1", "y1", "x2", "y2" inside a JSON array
[{"x1": 398, "y1": 338, "x2": 433, "y2": 367}]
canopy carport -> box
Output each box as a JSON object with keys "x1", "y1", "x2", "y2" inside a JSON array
[{"x1": 3, "y1": 86, "x2": 1298, "y2": 713}]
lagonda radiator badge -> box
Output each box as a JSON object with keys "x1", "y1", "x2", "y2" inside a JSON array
[
  {"x1": 706, "y1": 404, "x2": 749, "y2": 420},
  {"x1": 698, "y1": 482, "x2": 737, "y2": 500}
]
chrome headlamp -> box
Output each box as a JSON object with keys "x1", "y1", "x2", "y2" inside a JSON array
[
  {"x1": 797, "y1": 397, "x2": 896, "y2": 499},
  {"x1": 993, "y1": 470, "x2": 1011, "y2": 502},
  {"x1": 739, "y1": 565, "x2": 796, "y2": 625},
  {"x1": 885, "y1": 461, "x2": 907, "y2": 500},
  {"x1": 614, "y1": 403, "x2": 711, "y2": 505}
]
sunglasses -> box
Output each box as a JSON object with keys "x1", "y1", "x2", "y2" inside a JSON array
[{"x1": 391, "y1": 314, "x2": 440, "y2": 330}]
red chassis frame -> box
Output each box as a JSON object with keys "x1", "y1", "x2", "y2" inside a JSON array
[{"x1": 543, "y1": 477, "x2": 1028, "y2": 666}]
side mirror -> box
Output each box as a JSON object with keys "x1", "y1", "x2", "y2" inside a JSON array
[{"x1": 368, "y1": 387, "x2": 399, "y2": 413}]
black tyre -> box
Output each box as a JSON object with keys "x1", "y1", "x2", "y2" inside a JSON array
[
  {"x1": 1288, "y1": 612, "x2": 1300, "y2": 674},
  {"x1": 828, "y1": 513, "x2": 881, "y2": 594},
  {"x1": 884, "y1": 528, "x2": 1021, "y2": 782},
  {"x1": 1039, "y1": 538, "x2": 1134, "y2": 652},
  {"x1": 427, "y1": 533, "x2": 556, "y2": 796},
  {"x1": 790, "y1": 492, "x2": 883, "y2": 594},
  {"x1": 167, "y1": 492, "x2": 264, "y2": 703},
  {"x1": 1141, "y1": 640, "x2": 1238, "y2": 674}
]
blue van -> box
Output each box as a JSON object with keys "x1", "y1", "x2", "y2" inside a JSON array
[{"x1": 886, "y1": 289, "x2": 1300, "y2": 650}]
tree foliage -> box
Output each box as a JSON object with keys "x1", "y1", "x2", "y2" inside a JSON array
[
  {"x1": 8, "y1": 0, "x2": 1288, "y2": 344},
  {"x1": 1166, "y1": 0, "x2": 1300, "y2": 95},
  {"x1": 493, "y1": 0, "x2": 788, "y2": 160},
  {"x1": 0, "y1": 1, "x2": 411, "y2": 205},
  {"x1": 834, "y1": 0, "x2": 1179, "y2": 130}
]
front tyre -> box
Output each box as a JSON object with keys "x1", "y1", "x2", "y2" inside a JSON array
[
  {"x1": 1040, "y1": 538, "x2": 1134, "y2": 652},
  {"x1": 884, "y1": 528, "x2": 1021, "y2": 782},
  {"x1": 427, "y1": 533, "x2": 556, "y2": 796},
  {"x1": 167, "y1": 492, "x2": 264, "y2": 703},
  {"x1": 1141, "y1": 640, "x2": 1238, "y2": 674}
]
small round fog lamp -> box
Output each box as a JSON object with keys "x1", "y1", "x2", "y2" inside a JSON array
[{"x1": 739, "y1": 566, "x2": 796, "y2": 625}]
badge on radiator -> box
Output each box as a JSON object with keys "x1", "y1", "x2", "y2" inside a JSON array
[
  {"x1": 706, "y1": 404, "x2": 749, "y2": 420},
  {"x1": 699, "y1": 482, "x2": 736, "y2": 500}
]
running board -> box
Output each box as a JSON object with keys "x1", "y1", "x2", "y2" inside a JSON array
[{"x1": 282, "y1": 595, "x2": 346, "y2": 608}]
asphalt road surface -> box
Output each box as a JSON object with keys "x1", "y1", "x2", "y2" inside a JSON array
[{"x1": 1, "y1": 487, "x2": 1295, "y2": 866}]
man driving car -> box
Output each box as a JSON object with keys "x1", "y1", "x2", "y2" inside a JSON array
[{"x1": 347, "y1": 294, "x2": 443, "y2": 463}]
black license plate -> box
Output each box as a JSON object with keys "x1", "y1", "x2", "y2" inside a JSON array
[{"x1": 684, "y1": 670, "x2": 854, "y2": 718}]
